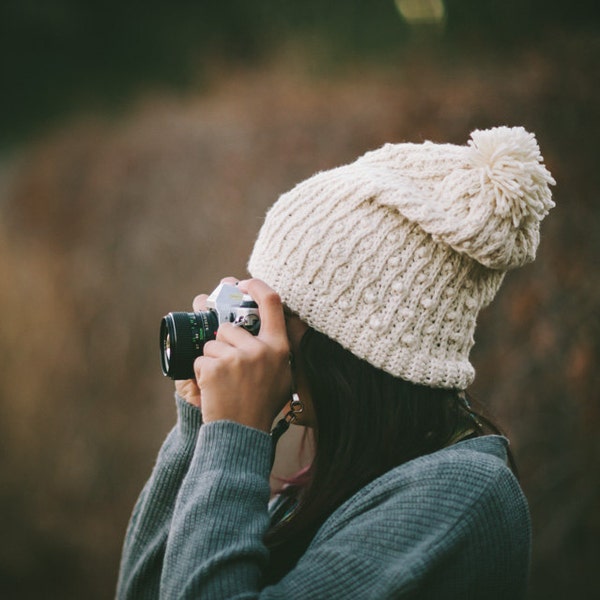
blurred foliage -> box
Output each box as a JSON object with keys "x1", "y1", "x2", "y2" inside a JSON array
[
  {"x1": 0, "y1": 2, "x2": 599, "y2": 599},
  {"x1": 1, "y1": 0, "x2": 600, "y2": 148}
]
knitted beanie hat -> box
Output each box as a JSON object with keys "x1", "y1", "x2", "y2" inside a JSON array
[{"x1": 248, "y1": 126, "x2": 555, "y2": 389}]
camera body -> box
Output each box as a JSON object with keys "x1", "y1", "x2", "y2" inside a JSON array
[{"x1": 160, "y1": 283, "x2": 260, "y2": 380}]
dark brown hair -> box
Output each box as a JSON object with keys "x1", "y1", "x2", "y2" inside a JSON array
[{"x1": 264, "y1": 327, "x2": 511, "y2": 583}]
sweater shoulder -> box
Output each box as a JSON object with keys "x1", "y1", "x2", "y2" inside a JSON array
[
  {"x1": 316, "y1": 436, "x2": 524, "y2": 537},
  {"x1": 380, "y1": 434, "x2": 512, "y2": 491},
  {"x1": 299, "y1": 436, "x2": 530, "y2": 598}
]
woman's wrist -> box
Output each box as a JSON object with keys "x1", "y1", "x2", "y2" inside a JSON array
[{"x1": 174, "y1": 379, "x2": 202, "y2": 408}]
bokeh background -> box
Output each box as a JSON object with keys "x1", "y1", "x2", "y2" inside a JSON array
[{"x1": 0, "y1": 1, "x2": 598, "y2": 598}]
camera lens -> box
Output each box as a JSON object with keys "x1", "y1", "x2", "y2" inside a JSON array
[{"x1": 159, "y1": 310, "x2": 218, "y2": 380}]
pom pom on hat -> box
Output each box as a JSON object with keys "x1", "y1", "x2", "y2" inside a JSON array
[
  {"x1": 468, "y1": 126, "x2": 555, "y2": 228},
  {"x1": 248, "y1": 126, "x2": 555, "y2": 389}
]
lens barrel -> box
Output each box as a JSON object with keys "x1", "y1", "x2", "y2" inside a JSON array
[{"x1": 159, "y1": 310, "x2": 218, "y2": 380}]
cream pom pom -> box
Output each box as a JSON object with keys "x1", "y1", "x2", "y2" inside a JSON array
[{"x1": 469, "y1": 126, "x2": 556, "y2": 227}]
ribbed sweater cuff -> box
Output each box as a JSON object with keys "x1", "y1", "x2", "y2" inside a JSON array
[
  {"x1": 175, "y1": 393, "x2": 203, "y2": 438},
  {"x1": 196, "y1": 420, "x2": 272, "y2": 477}
]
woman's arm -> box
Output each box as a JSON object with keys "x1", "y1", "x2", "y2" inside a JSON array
[
  {"x1": 160, "y1": 420, "x2": 273, "y2": 598},
  {"x1": 116, "y1": 394, "x2": 202, "y2": 599}
]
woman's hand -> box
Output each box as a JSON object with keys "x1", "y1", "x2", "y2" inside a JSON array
[
  {"x1": 194, "y1": 279, "x2": 292, "y2": 432},
  {"x1": 175, "y1": 276, "x2": 244, "y2": 408}
]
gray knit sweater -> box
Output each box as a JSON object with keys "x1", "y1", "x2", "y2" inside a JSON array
[{"x1": 116, "y1": 396, "x2": 531, "y2": 599}]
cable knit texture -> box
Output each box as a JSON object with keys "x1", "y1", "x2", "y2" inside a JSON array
[{"x1": 248, "y1": 126, "x2": 555, "y2": 388}]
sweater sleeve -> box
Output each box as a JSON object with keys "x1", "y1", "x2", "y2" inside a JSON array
[
  {"x1": 159, "y1": 420, "x2": 273, "y2": 599},
  {"x1": 157, "y1": 431, "x2": 529, "y2": 600},
  {"x1": 116, "y1": 394, "x2": 202, "y2": 600}
]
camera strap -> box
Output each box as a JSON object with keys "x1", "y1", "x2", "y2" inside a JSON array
[{"x1": 270, "y1": 393, "x2": 304, "y2": 468}]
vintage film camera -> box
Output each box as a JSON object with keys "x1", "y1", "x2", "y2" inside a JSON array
[{"x1": 160, "y1": 283, "x2": 260, "y2": 380}]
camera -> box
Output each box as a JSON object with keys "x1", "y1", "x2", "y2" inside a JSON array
[{"x1": 159, "y1": 283, "x2": 260, "y2": 380}]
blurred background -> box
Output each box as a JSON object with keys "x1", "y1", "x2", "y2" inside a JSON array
[{"x1": 0, "y1": 1, "x2": 598, "y2": 598}]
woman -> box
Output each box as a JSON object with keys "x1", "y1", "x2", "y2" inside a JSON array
[{"x1": 117, "y1": 126, "x2": 555, "y2": 598}]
